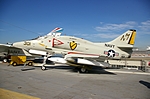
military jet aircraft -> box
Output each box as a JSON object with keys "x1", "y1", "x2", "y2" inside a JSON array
[{"x1": 0, "y1": 28, "x2": 136, "y2": 72}]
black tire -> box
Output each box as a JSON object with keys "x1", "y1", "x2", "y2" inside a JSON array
[
  {"x1": 79, "y1": 67, "x2": 87, "y2": 73},
  {"x1": 12, "y1": 62, "x2": 17, "y2": 66},
  {"x1": 3, "y1": 58, "x2": 8, "y2": 63},
  {"x1": 28, "y1": 62, "x2": 33, "y2": 66}
]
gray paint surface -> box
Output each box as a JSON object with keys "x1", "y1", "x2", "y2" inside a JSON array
[{"x1": 0, "y1": 63, "x2": 149, "y2": 99}]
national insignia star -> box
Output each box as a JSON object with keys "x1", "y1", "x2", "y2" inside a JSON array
[{"x1": 108, "y1": 50, "x2": 115, "y2": 57}]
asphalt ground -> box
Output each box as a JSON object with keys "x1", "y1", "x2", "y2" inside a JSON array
[{"x1": 0, "y1": 63, "x2": 150, "y2": 99}]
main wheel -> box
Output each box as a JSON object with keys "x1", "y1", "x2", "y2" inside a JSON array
[{"x1": 79, "y1": 67, "x2": 87, "y2": 73}]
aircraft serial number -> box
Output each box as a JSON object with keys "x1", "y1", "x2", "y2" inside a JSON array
[
  {"x1": 24, "y1": 41, "x2": 31, "y2": 46},
  {"x1": 120, "y1": 33, "x2": 130, "y2": 41}
]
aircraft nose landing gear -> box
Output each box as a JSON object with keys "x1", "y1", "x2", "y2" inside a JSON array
[
  {"x1": 41, "y1": 52, "x2": 51, "y2": 71},
  {"x1": 41, "y1": 66, "x2": 46, "y2": 70}
]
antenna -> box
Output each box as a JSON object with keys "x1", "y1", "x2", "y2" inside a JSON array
[{"x1": 0, "y1": 20, "x2": 40, "y2": 35}]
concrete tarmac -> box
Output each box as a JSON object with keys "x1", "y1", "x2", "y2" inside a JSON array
[{"x1": 0, "y1": 63, "x2": 150, "y2": 99}]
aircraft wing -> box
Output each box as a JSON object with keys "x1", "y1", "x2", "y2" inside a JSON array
[
  {"x1": 65, "y1": 52, "x2": 100, "y2": 58},
  {"x1": 59, "y1": 51, "x2": 110, "y2": 73},
  {"x1": 66, "y1": 51, "x2": 108, "y2": 60},
  {"x1": 63, "y1": 51, "x2": 107, "y2": 65},
  {"x1": 0, "y1": 44, "x2": 32, "y2": 56},
  {"x1": 0, "y1": 44, "x2": 11, "y2": 52}
]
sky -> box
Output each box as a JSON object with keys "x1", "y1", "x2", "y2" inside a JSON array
[{"x1": 0, "y1": 0, "x2": 150, "y2": 50}]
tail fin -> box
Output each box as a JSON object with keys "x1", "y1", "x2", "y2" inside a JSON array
[
  {"x1": 47, "y1": 27, "x2": 63, "y2": 36},
  {"x1": 109, "y1": 29, "x2": 136, "y2": 48}
]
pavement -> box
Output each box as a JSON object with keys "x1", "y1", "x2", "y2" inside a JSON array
[{"x1": 0, "y1": 63, "x2": 150, "y2": 99}]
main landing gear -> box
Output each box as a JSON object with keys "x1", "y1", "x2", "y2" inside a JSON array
[
  {"x1": 79, "y1": 67, "x2": 87, "y2": 73},
  {"x1": 76, "y1": 66, "x2": 91, "y2": 73}
]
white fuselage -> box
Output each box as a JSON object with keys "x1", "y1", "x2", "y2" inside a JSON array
[{"x1": 12, "y1": 35, "x2": 131, "y2": 58}]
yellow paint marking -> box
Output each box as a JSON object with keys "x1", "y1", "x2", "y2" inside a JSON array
[
  {"x1": 129, "y1": 31, "x2": 136, "y2": 45},
  {"x1": 39, "y1": 43, "x2": 45, "y2": 47},
  {"x1": 0, "y1": 88, "x2": 40, "y2": 99},
  {"x1": 70, "y1": 41, "x2": 77, "y2": 50}
]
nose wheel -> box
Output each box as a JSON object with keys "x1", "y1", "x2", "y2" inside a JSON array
[{"x1": 41, "y1": 66, "x2": 46, "y2": 70}]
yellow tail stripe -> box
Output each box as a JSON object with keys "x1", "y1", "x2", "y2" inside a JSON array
[{"x1": 129, "y1": 31, "x2": 136, "y2": 45}]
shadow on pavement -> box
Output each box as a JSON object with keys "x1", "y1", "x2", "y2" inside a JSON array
[
  {"x1": 32, "y1": 65, "x2": 116, "y2": 75},
  {"x1": 21, "y1": 68, "x2": 35, "y2": 71},
  {"x1": 68, "y1": 65, "x2": 116, "y2": 75},
  {"x1": 139, "y1": 80, "x2": 150, "y2": 89}
]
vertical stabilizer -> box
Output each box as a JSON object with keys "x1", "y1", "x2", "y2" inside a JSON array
[
  {"x1": 47, "y1": 27, "x2": 63, "y2": 36},
  {"x1": 109, "y1": 29, "x2": 136, "y2": 48}
]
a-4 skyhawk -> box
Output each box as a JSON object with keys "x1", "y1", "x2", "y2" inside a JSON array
[{"x1": 0, "y1": 28, "x2": 136, "y2": 73}]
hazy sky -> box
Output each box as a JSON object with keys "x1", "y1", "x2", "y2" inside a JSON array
[{"x1": 0, "y1": 0, "x2": 150, "y2": 49}]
